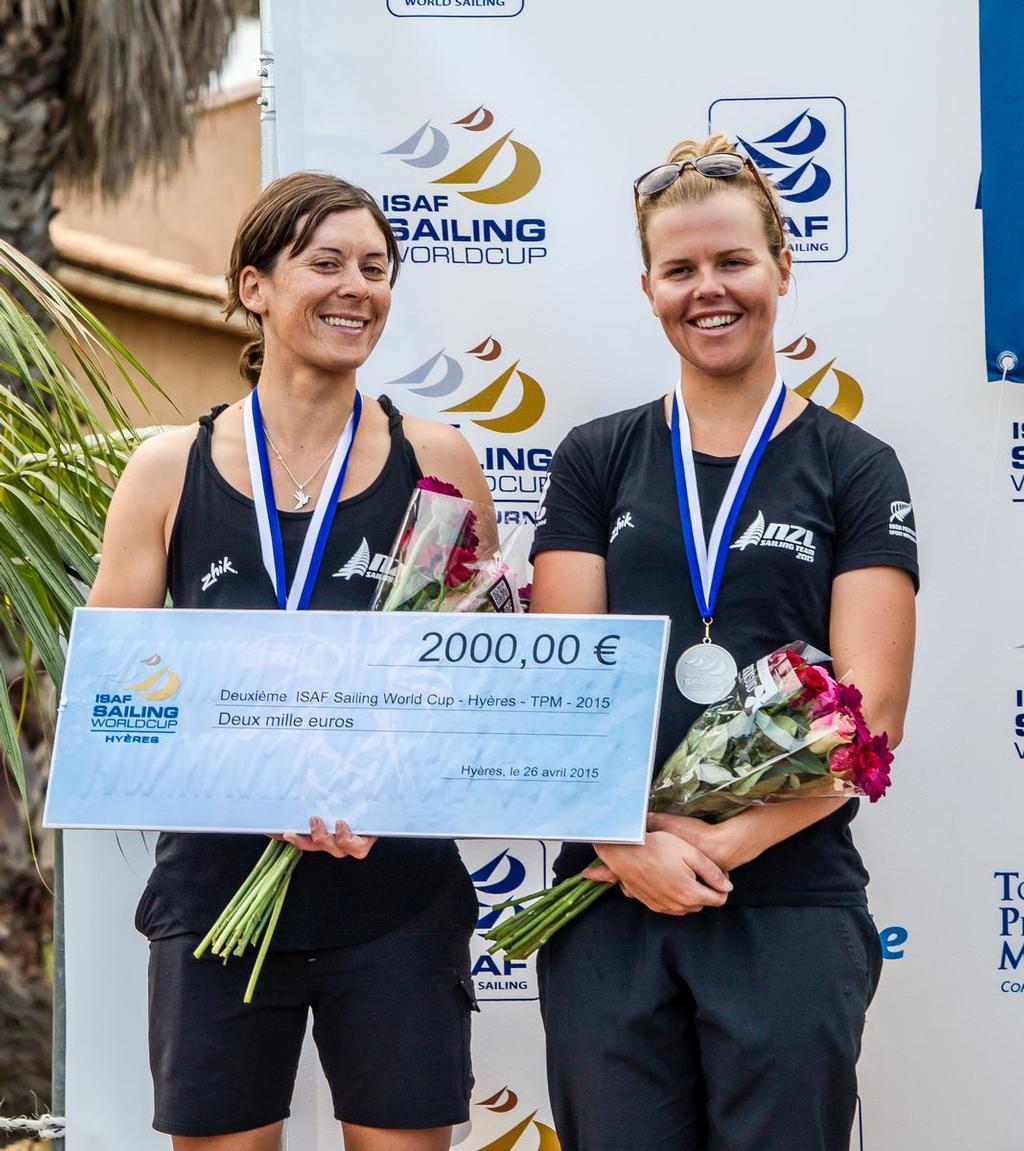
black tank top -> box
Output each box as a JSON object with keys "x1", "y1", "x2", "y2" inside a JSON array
[{"x1": 144, "y1": 396, "x2": 467, "y2": 949}]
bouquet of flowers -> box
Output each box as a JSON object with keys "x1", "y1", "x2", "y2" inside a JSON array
[
  {"x1": 194, "y1": 478, "x2": 518, "y2": 1002},
  {"x1": 484, "y1": 642, "x2": 894, "y2": 961},
  {"x1": 369, "y1": 478, "x2": 515, "y2": 614}
]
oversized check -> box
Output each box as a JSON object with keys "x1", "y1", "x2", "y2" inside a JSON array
[{"x1": 44, "y1": 608, "x2": 670, "y2": 841}]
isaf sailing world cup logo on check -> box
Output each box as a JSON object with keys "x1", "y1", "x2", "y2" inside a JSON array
[
  {"x1": 709, "y1": 96, "x2": 848, "y2": 262},
  {"x1": 90, "y1": 654, "x2": 181, "y2": 745},
  {"x1": 381, "y1": 104, "x2": 546, "y2": 267}
]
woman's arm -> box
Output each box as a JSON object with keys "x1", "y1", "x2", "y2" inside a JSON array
[
  {"x1": 533, "y1": 550, "x2": 733, "y2": 915},
  {"x1": 87, "y1": 429, "x2": 193, "y2": 608},
  {"x1": 651, "y1": 564, "x2": 917, "y2": 872}
]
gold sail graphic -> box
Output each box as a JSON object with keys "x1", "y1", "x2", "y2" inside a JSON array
[
  {"x1": 444, "y1": 361, "x2": 545, "y2": 433},
  {"x1": 475, "y1": 1111, "x2": 538, "y2": 1151},
  {"x1": 433, "y1": 132, "x2": 541, "y2": 204},
  {"x1": 793, "y1": 357, "x2": 863, "y2": 421},
  {"x1": 127, "y1": 666, "x2": 181, "y2": 701}
]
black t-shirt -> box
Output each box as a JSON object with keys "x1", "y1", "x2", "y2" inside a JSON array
[
  {"x1": 140, "y1": 396, "x2": 469, "y2": 949},
  {"x1": 532, "y1": 397, "x2": 918, "y2": 905}
]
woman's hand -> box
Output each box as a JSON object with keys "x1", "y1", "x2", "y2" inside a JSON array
[
  {"x1": 646, "y1": 812, "x2": 742, "y2": 872},
  {"x1": 278, "y1": 818, "x2": 378, "y2": 859},
  {"x1": 585, "y1": 831, "x2": 733, "y2": 916}
]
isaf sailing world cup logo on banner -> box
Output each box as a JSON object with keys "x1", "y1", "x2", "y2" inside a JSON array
[
  {"x1": 386, "y1": 334, "x2": 549, "y2": 526},
  {"x1": 460, "y1": 841, "x2": 548, "y2": 1001},
  {"x1": 381, "y1": 105, "x2": 546, "y2": 268},
  {"x1": 709, "y1": 96, "x2": 848, "y2": 262},
  {"x1": 458, "y1": 1085, "x2": 559, "y2": 1151}
]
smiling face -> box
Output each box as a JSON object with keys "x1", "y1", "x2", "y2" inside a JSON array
[
  {"x1": 641, "y1": 190, "x2": 791, "y2": 385},
  {"x1": 239, "y1": 208, "x2": 392, "y2": 384}
]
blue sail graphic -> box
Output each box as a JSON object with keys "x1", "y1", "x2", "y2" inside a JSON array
[
  {"x1": 386, "y1": 349, "x2": 464, "y2": 397},
  {"x1": 382, "y1": 121, "x2": 450, "y2": 168},
  {"x1": 757, "y1": 109, "x2": 827, "y2": 155}
]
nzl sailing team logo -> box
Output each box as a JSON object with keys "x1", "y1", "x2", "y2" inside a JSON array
[
  {"x1": 380, "y1": 105, "x2": 546, "y2": 267},
  {"x1": 386, "y1": 334, "x2": 545, "y2": 433},
  {"x1": 709, "y1": 96, "x2": 848, "y2": 262}
]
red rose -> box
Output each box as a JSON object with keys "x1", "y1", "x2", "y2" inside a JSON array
[{"x1": 444, "y1": 546, "x2": 478, "y2": 588}]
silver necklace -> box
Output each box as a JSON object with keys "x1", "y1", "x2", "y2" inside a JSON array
[{"x1": 262, "y1": 428, "x2": 339, "y2": 510}]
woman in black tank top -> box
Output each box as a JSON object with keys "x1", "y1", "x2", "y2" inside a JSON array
[{"x1": 89, "y1": 174, "x2": 494, "y2": 1151}]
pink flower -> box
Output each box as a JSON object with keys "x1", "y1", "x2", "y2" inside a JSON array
[
  {"x1": 417, "y1": 476, "x2": 464, "y2": 498},
  {"x1": 518, "y1": 582, "x2": 532, "y2": 613},
  {"x1": 828, "y1": 734, "x2": 893, "y2": 802},
  {"x1": 806, "y1": 711, "x2": 857, "y2": 755}
]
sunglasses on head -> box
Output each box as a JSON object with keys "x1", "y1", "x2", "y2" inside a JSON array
[{"x1": 633, "y1": 152, "x2": 787, "y2": 245}]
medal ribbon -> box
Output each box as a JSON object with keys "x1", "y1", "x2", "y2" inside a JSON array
[
  {"x1": 243, "y1": 388, "x2": 362, "y2": 611},
  {"x1": 670, "y1": 375, "x2": 786, "y2": 621}
]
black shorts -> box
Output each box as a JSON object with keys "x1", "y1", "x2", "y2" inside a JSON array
[
  {"x1": 145, "y1": 875, "x2": 479, "y2": 1137},
  {"x1": 539, "y1": 893, "x2": 882, "y2": 1151}
]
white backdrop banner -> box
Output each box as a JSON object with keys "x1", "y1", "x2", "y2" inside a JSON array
[{"x1": 62, "y1": 2, "x2": 1020, "y2": 1149}]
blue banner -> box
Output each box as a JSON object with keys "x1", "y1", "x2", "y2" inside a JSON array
[{"x1": 980, "y1": 0, "x2": 1024, "y2": 382}]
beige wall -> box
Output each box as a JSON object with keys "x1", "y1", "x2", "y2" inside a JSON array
[
  {"x1": 54, "y1": 86, "x2": 260, "y2": 423},
  {"x1": 55, "y1": 86, "x2": 262, "y2": 281},
  {"x1": 59, "y1": 296, "x2": 248, "y2": 429}
]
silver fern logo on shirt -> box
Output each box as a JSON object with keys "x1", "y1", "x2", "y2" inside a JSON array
[
  {"x1": 888, "y1": 500, "x2": 917, "y2": 543},
  {"x1": 730, "y1": 511, "x2": 816, "y2": 563},
  {"x1": 332, "y1": 538, "x2": 398, "y2": 583}
]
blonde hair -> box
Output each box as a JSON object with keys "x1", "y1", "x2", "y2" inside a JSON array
[{"x1": 637, "y1": 134, "x2": 786, "y2": 269}]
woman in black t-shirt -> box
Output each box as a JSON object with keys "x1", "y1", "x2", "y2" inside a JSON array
[
  {"x1": 532, "y1": 137, "x2": 917, "y2": 1151},
  {"x1": 89, "y1": 174, "x2": 492, "y2": 1151}
]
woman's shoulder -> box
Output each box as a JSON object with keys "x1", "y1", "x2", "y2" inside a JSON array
[
  {"x1": 384, "y1": 401, "x2": 491, "y2": 504},
  {"x1": 120, "y1": 422, "x2": 199, "y2": 496},
  {"x1": 800, "y1": 401, "x2": 903, "y2": 467},
  {"x1": 560, "y1": 397, "x2": 664, "y2": 456}
]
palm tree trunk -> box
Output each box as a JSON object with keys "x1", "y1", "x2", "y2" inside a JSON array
[{"x1": 0, "y1": 1, "x2": 70, "y2": 321}]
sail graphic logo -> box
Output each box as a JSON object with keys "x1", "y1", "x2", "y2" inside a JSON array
[
  {"x1": 459, "y1": 1085, "x2": 559, "y2": 1151},
  {"x1": 387, "y1": 0, "x2": 525, "y2": 17},
  {"x1": 709, "y1": 96, "x2": 848, "y2": 263},
  {"x1": 461, "y1": 840, "x2": 548, "y2": 1000},
  {"x1": 387, "y1": 334, "x2": 545, "y2": 434},
  {"x1": 777, "y1": 332, "x2": 863, "y2": 421},
  {"x1": 381, "y1": 105, "x2": 546, "y2": 268},
  {"x1": 387, "y1": 335, "x2": 550, "y2": 526},
  {"x1": 90, "y1": 654, "x2": 181, "y2": 744}
]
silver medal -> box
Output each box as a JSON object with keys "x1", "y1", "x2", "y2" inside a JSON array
[{"x1": 675, "y1": 642, "x2": 738, "y2": 705}]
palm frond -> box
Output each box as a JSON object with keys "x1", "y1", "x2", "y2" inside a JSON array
[
  {"x1": 0, "y1": 235, "x2": 160, "y2": 810},
  {"x1": 60, "y1": 0, "x2": 243, "y2": 197}
]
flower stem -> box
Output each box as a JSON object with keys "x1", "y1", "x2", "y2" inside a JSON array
[{"x1": 243, "y1": 850, "x2": 300, "y2": 1003}]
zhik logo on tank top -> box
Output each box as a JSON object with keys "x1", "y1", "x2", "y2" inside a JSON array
[
  {"x1": 730, "y1": 511, "x2": 816, "y2": 563},
  {"x1": 332, "y1": 538, "x2": 399, "y2": 583},
  {"x1": 200, "y1": 555, "x2": 238, "y2": 592}
]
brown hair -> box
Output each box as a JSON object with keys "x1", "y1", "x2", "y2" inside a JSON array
[
  {"x1": 637, "y1": 134, "x2": 786, "y2": 271},
  {"x1": 225, "y1": 172, "x2": 401, "y2": 386}
]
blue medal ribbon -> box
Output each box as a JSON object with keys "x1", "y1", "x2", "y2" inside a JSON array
[
  {"x1": 670, "y1": 377, "x2": 786, "y2": 622},
  {"x1": 244, "y1": 388, "x2": 362, "y2": 611}
]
